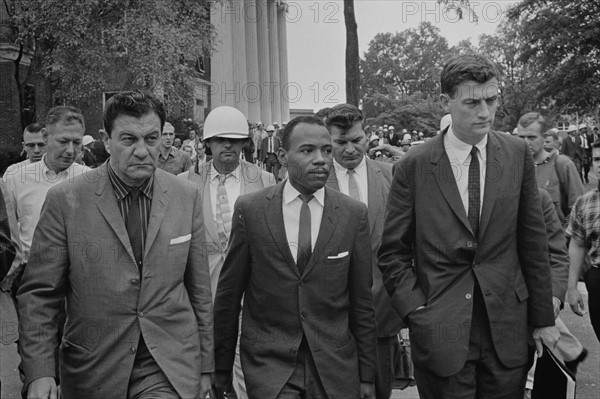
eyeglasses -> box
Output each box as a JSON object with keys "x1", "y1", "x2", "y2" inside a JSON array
[{"x1": 24, "y1": 143, "x2": 46, "y2": 149}]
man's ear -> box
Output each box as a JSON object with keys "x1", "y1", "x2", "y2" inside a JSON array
[
  {"x1": 277, "y1": 147, "x2": 287, "y2": 166},
  {"x1": 41, "y1": 128, "x2": 49, "y2": 143},
  {"x1": 100, "y1": 129, "x2": 110, "y2": 153},
  {"x1": 440, "y1": 94, "x2": 451, "y2": 113}
]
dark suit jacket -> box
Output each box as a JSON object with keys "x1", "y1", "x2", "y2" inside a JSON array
[
  {"x1": 561, "y1": 135, "x2": 583, "y2": 161},
  {"x1": 538, "y1": 188, "x2": 568, "y2": 301},
  {"x1": 17, "y1": 165, "x2": 214, "y2": 399},
  {"x1": 214, "y1": 183, "x2": 377, "y2": 399},
  {"x1": 326, "y1": 158, "x2": 402, "y2": 337},
  {"x1": 378, "y1": 130, "x2": 555, "y2": 377},
  {"x1": 260, "y1": 136, "x2": 281, "y2": 163},
  {"x1": 387, "y1": 133, "x2": 401, "y2": 147}
]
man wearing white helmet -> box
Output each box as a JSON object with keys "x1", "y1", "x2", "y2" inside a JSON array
[{"x1": 180, "y1": 106, "x2": 275, "y2": 399}]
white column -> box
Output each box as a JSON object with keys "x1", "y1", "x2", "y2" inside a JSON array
[
  {"x1": 256, "y1": 0, "x2": 271, "y2": 124},
  {"x1": 210, "y1": 2, "x2": 234, "y2": 109},
  {"x1": 245, "y1": 0, "x2": 261, "y2": 122},
  {"x1": 267, "y1": 0, "x2": 281, "y2": 125},
  {"x1": 277, "y1": 6, "x2": 289, "y2": 122},
  {"x1": 231, "y1": 0, "x2": 248, "y2": 115}
]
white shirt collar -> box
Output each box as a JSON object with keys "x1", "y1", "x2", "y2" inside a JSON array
[
  {"x1": 447, "y1": 126, "x2": 487, "y2": 164},
  {"x1": 41, "y1": 154, "x2": 74, "y2": 178},
  {"x1": 283, "y1": 180, "x2": 325, "y2": 207},
  {"x1": 333, "y1": 155, "x2": 367, "y2": 177},
  {"x1": 209, "y1": 161, "x2": 240, "y2": 181}
]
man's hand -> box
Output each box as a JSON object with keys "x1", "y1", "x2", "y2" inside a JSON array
[
  {"x1": 532, "y1": 325, "x2": 560, "y2": 358},
  {"x1": 199, "y1": 373, "x2": 212, "y2": 399},
  {"x1": 566, "y1": 287, "x2": 586, "y2": 316},
  {"x1": 360, "y1": 382, "x2": 375, "y2": 399},
  {"x1": 212, "y1": 371, "x2": 235, "y2": 399},
  {"x1": 27, "y1": 377, "x2": 57, "y2": 399},
  {"x1": 552, "y1": 296, "x2": 562, "y2": 319}
]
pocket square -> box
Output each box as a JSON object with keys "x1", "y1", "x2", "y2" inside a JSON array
[
  {"x1": 327, "y1": 251, "x2": 349, "y2": 260},
  {"x1": 170, "y1": 234, "x2": 191, "y2": 245}
]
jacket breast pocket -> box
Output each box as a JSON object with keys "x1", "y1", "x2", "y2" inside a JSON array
[{"x1": 168, "y1": 241, "x2": 190, "y2": 253}]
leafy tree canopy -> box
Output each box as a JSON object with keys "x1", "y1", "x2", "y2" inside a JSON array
[
  {"x1": 508, "y1": 0, "x2": 600, "y2": 112},
  {"x1": 16, "y1": 0, "x2": 214, "y2": 105}
]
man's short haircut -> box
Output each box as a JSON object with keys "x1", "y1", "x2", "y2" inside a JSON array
[
  {"x1": 441, "y1": 54, "x2": 499, "y2": 97},
  {"x1": 45, "y1": 106, "x2": 85, "y2": 132},
  {"x1": 103, "y1": 90, "x2": 166, "y2": 137},
  {"x1": 23, "y1": 122, "x2": 45, "y2": 136},
  {"x1": 325, "y1": 103, "x2": 365, "y2": 134},
  {"x1": 280, "y1": 116, "x2": 326, "y2": 151},
  {"x1": 518, "y1": 112, "x2": 549, "y2": 136},
  {"x1": 545, "y1": 129, "x2": 559, "y2": 142},
  {"x1": 314, "y1": 107, "x2": 331, "y2": 120}
]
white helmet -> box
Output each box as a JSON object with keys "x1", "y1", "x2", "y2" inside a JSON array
[{"x1": 203, "y1": 106, "x2": 249, "y2": 141}]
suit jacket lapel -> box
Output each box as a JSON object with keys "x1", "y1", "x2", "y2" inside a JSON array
[
  {"x1": 303, "y1": 188, "x2": 339, "y2": 277},
  {"x1": 265, "y1": 183, "x2": 297, "y2": 275},
  {"x1": 366, "y1": 159, "x2": 383, "y2": 233},
  {"x1": 144, "y1": 172, "x2": 169, "y2": 258},
  {"x1": 95, "y1": 165, "x2": 137, "y2": 266},
  {"x1": 478, "y1": 132, "x2": 503, "y2": 241},
  {"x1": 430, "y1": 133, "x2": 473, "y2": 234},
  {"x1": 198, "y1": 164, "x2": 221, "y2": 246}
]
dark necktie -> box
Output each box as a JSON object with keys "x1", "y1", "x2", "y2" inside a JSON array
[
  {"x1": 126, "y1": 188, "x2": 143, "y2": 271},
  {"x1": 297, "y1": 194, "x2": 313, "y2": 275},
  {"x1": 468, "y1": 146, "x2": 480, "y2": 239}
]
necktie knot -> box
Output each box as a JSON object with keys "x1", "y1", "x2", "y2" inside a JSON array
[
  {"x1": 130, "y1": 187, "x2": 140, "y2": 201},
  {"x1": 347, "y1": 168, "x2": 356, "y2": 176},
  {"x1": 218, "y1": 174, "x2": 228, "y2": 185},
  {"x1": 299, "y1": 194, "x2": 313, "y2": 204},
  {"x1": 470, "y1": 146, "x2": 478, "y2": 158}
]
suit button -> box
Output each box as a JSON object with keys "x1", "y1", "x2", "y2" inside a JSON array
[
  {"x1": 472, "y1": 263, "x2": 479, "y2": 268},
  {"x1": 290, "y1": 348, "x2": 297, "y2": 355},
  {"x1": 466, "y1": 241, "x2": 473, "y2": 248},
  {"x1": 138, "y1": 312, "x2": 144, "y2": 317},
  {"x1": 465, "y1": 293, "x2": 472, "y2": 300},
  {"x1": 130, "y1": 347, "x2": 136, "y2": 354},
  {"x1": 130, "y1": 279, "x2": 139, "y2": 286},
  {"x1": 301, "y1": 312, "x2": 306, "y2": 321},
  {"x1": 299, "y1": 281, "x2": 303, "y2": 287}
]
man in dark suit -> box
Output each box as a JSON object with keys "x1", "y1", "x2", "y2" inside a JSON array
[
  {"x1": 260, "y1": 125, "x2": 281, "y2": 180},
  {"x1": 17, "y1": 91, "x2": 213, "y2": 399},
  {"x1": 378, "y1": 55, "x2": 559, "y2": 399},
  {"x1": 386, "y1": 125, "x2": 401, "y2": 147},
  {"x1": 561, "y1": 125, "x2": 584, "y2": 178},
  {"x1": 324, "y1": 104, "x2": 400, "y2": 399},
  {"x1": 214, "y1": 115, "x2": 377, "y2": 399}
]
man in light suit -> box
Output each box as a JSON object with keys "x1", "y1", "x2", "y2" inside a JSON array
[
  {"x1": 214, "y1": 116, "x2": 377, "y2": 399},
  {"x1": 17, "y1": 91, "x2": 213, "y2": 399},
  {"x1": 180, "y1": 106, "x2": 275, "y2": 399},
  {"x1": 324, "y1": 104, "x2": 400, "y2": 399},
  {"x1": 378, "y1": 55, "x2": 559, "y2": 399}
]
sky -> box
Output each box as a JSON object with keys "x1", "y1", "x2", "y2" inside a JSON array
[{"x1": 286, "y1": 0, "x2": 518, "y2": 112}]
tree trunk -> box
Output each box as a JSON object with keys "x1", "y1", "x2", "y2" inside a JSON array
[
  {"x1": 344, "y1": 0, "x2": 359, "y2": 106},
  {"x1": 34, "y1": 38, "x2": 53, "y2": 122}
]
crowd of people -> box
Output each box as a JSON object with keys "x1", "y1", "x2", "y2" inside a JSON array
[{"x1": 0, "y1": 54, "x2": 598, "y2": 399}]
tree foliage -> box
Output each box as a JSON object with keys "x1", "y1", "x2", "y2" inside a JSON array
[
  {"x1": 361, "y1": 22, "x2": 449, "y2": 119},
  {"x1": 508, "y1": 0, "x2": 600, "y2": 112},
  {"x1": 15, "y1": 0, "x2": 214, "y2": 107}
]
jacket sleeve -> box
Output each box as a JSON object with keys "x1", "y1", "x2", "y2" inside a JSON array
[
  {"x1": 377, "y1": 159, "x2": 426, "y2": 320},
  {"x1": 539, "y1": 188, "x2": 568, "y2": 302},
  {"x1": 185, "y1": 186, "x2": 215, "y2": 373},
  {"x1": 17, "y1": 187, "x2": 68, "y2": 386}
]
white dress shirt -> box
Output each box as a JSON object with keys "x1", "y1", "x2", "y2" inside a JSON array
[
  {"x1": 208, "y1": 161, "x2": 242, "y2": 223},
  {"x1": 333, "y1": 156, "x2": 369, "y2": 207},
  {"x1": 443, "y1": 126, "x2": 487, "y2": 217},
  {"x1": 282, "y1": 180, "x2": 325, "y2": 262},
  {"x1": 2, "y1": 155, "x2": 90, "y2": 262}
]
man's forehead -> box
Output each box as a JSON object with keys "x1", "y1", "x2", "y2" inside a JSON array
[
  {"x1": 23, "y1": 131, "x2": 44, "y2": 141},
  {"x1": 454, "y1": 79, "x2": 499, "y2": 99}
]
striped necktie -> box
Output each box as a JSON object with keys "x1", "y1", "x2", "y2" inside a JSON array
[{"x1": 216, "y1": 174, "x2": 232, "y2": 248}]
